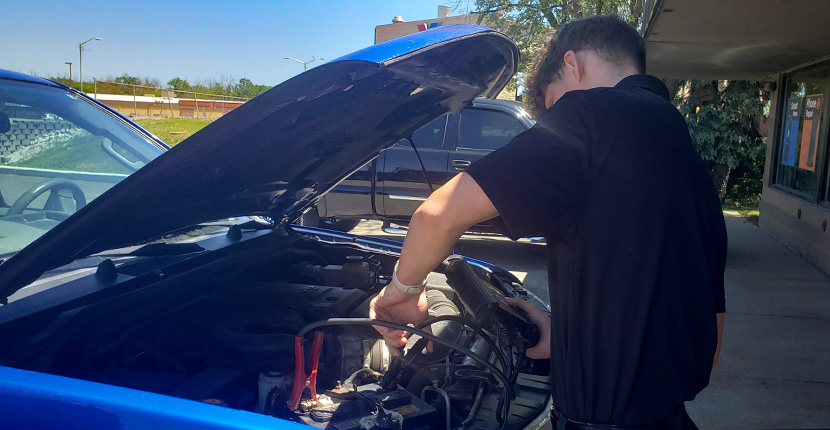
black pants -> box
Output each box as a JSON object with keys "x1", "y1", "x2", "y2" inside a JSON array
[{"x1": 551, "y1": 405, "x2": 698, "y2": 430}]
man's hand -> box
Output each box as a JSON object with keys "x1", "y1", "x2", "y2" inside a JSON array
[
  {"x1": 369, "y1": 285, "x2": 431, "y2": 356},
  {"x1": 504, "y1": 296, "x2": 551, "y2": 360}
]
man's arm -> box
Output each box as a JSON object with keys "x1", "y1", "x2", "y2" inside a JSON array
[
  {"x1": 369, "y1": 172, "x2": 499, "y2": 351},
  {"x1": 370, "y1": 172, "x2": 553, "y2": 358},
  {"x1": 713, "y1": 312, "x2": 724, "y2": 368},
  {"x1": 396, "y1": 172, "x2": 499, "y2": 285}
]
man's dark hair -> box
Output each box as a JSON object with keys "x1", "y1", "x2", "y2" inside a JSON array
[{"x1": 526, "y1": 15, "x2": 646, "y2": 118}]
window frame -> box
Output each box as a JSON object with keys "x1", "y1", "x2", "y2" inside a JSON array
[
  {"x1": 454, "y1": 107, "x2": 527, "y2": 152},
  {"x1": 394, "y1": 114, "x2": 449, "y2": 149},
  {"x1": 770, "y1": 62, "x2": 830, "y2": 205}
]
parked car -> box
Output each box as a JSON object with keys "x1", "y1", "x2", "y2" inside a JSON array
[
  {"x1": 0, "y1": 25, "x2": 551, "y2": 430},
  {"x1": 302, "y1": 98, "x2": 534, "y2": 232}
]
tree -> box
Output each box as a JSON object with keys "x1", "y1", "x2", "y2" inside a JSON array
[
  {"x1": 167, "y1": 77, "x2": 192, "y2": 92},
  {"x1": 142, "y1": 77, "x2": 161, "y2": 88},
  {"x1": 675, "y1": 81, "x2": 766, "y2": 202},
  {"x1": 233, "y1": 78, "x2": 271, "y2": 98},
  {"x1": 211, "y1": 81, "x2": 229, "y2": 96},
  {"x1": 114, "y1": 74, "x2": 140, "y2": 85},
  {"x1": 234, "y1": 78, "x2": 255, "y2": 98},
  {"x1": 471, "y1": 0, "x2": 644, "y2": 86}
]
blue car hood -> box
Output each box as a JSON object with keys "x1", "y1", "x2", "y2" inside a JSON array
[{"x1": 0, "y1": 24, "x2": 518, "y2": 299}]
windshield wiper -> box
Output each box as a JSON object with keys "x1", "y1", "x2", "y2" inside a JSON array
[
  {"x1": 93, "y1": 242, "x2": 205, "y2": 258},
  {"x1": 128, "y1": 242, "x2": 205, "y2": 256}
]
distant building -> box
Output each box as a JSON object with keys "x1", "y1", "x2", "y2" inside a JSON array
[
  {"x1": 91, "y1": 93, "x2": 244, "y2": 120},
  {"x1": 375, "y1": 6, "x2": 482, "y2": 44}
]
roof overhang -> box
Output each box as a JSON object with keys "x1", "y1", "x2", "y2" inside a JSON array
[{"x1": 642, "y1": 0, "x2": 830, "y2": 80}]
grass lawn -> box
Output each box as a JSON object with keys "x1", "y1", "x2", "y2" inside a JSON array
[
  {"x1": 135, "y1": 118, "x2": 212, "y2": 146},
  {"x1": 735, "y1": 209, "x2": 760, "y2": 217},
  {"x1": 723, "y1": 207, "x2": 760, "y2": 225}
]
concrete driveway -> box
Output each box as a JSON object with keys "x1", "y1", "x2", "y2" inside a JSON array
[{"x1": 350, "y1": 213, "x2": 830, "y2": 429}]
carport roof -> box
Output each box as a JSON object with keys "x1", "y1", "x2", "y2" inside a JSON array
[{"x1": 642, "y1": 0, "x2": 830, "y2": 80}]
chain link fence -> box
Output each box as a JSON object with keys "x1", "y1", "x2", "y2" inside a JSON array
[{"x1": 92, "y1": 80, "x2": 250, "y2": 120}]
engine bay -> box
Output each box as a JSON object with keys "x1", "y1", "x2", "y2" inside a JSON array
[{"x1": 0, "y1": 230, "x2": 551, "y2": 429}]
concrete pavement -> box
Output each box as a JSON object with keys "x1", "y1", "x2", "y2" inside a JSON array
[{"x1": 686, "y1": 213, "x2": 830, "y2": 428}]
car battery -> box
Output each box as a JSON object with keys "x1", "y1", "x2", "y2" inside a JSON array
[{"x1": 296, "y1": 383, "x2": 437, "y2": 430}]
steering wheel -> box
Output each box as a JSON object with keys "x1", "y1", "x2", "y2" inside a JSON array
[{"x1": 7, "y1": 179, "x2": 87, "y2": 216}]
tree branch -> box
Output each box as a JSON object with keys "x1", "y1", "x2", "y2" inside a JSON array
[
  {"x1": 629, "y1": 0, "x2": 644, "y2": 27},
  {"x1": 542, "y1": 9, "x2": 561, "y2": 27}
]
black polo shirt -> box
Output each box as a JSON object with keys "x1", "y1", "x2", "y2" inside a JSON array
[{"x1": 466, "y1": 74, "x2": 727, "y2": 425}]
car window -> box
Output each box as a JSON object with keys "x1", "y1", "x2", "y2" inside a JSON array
[
  {"x1": 457, "y1": 108, "x2": 525, "y2": 151},
  {"x1": 1, "y1": 107, "x2": 136, "y2": 175},
  {"x1": 396, "y1": 115, "x2": 448, "y2": 149},
  {"x1": 0, "y1": 79, "x2": 163, "y2": 256}
]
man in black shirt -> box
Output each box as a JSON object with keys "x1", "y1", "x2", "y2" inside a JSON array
[{"x1": 370, "y1": 15, "x2": 726, "y2": 429}]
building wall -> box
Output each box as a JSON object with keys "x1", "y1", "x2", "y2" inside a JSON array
[
  {"x1": 759, "y1": 189, "x2": 830, "y2": 273},
  {"x1": 759, "y1": 70, "x2": 830, "y2": 275},
  {"x1": 375, "y1": 14, "x2": 481, "y2": 44},
  {"x1": 91, "y1": 95, "x2": 242, "y2": 120}
]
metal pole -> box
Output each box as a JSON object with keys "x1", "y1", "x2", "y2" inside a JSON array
[
  {"x1": 78, "y1": 38, "x2": 101, "y2": 94},
  {"x1": 65, "y1": 62, "x2": 72, "y2": 84},
  {"x1": 195, "y1": 91, "x2": 199, "y2": 118},
  {"x1": 284, "y1": 56, "x2": 325, "y2": 73},
  {"x1": 79, "y1": 43, "x2": 83, "y2": 93},
  {"x1": 133, "y1": 85, "x2": 137, "y2": 117},
  {"x1": 94, "y1": 77, "x2": 97, "y2": 99},
  {"x1": 168, "y1": 89, "x2": 175, "y2": 118}
]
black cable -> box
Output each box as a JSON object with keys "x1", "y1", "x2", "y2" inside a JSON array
[
  {"x1": 377, "y1": 337, "x2": 438, "y2": 391},
  {"x1": 510, "y1": 353, "x2": 526, "y2": 385},
  {"x1": 498, "y1": 397, "x2": 509, "y2": 430},
  {"x1": 407, "y1": 136, "x2": 435, "y2": 193},
  {"x1": 499, "y1": 347, "x2": 528, "y2": 430},
  {"x1": 297, "y1": 318, "x2": 514, "y2": 400},
  {"x1": 414, "y1": 314, "x2": 508, "y2": 375},
  {"x1": 499, "y1": 323, "x2": 513, "y2": 380},
  {"x1": 343, "y1": 367, "x2": 381, "y2": 391},
  {"x1": 402, "y1": 337, "x2": 431, "y2": 369}
]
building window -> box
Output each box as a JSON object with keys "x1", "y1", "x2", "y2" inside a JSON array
[{"x1": 774, "y1": 61, "x2": 829, "y2": 200}]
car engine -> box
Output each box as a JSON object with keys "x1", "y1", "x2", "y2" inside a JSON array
[{"x1": 0, "y1": 230, "x2": 551, "y2": 429}]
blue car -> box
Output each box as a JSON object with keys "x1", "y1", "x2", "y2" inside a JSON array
[{"x1": 0, "y1": 25, "x2": 551, "y2": 429}]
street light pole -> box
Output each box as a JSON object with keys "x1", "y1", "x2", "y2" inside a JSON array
[
  {"x1": 65, "y1": 62, "x2": 72, "y2": 83},
  {"x1": 284, "y1": 56, "x2": 326, "y2": 72},
  {"x1": 79, "y1": 37, "x2": 102, "y2": 93}
]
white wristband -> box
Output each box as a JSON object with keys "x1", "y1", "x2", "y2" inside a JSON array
[{"x1": 391, "y1": 262, "x2": 428, "y2": 294}]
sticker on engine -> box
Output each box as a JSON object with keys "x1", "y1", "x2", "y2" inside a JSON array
[{"x1": 393, "y1": 404, "x2": 420, "y2": 415}]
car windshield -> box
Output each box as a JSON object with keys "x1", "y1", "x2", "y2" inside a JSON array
[{"x1": 0, "y1": 79, "x2": 164, "y2": 256}]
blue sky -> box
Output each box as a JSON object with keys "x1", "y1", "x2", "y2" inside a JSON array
[{"x1": 2, "y1": 0, "x2": 476, "y2": 87}]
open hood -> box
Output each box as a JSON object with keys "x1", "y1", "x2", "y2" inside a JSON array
[{"x1": 0, "y1": 24, "x2": 518, "y2": 298}]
